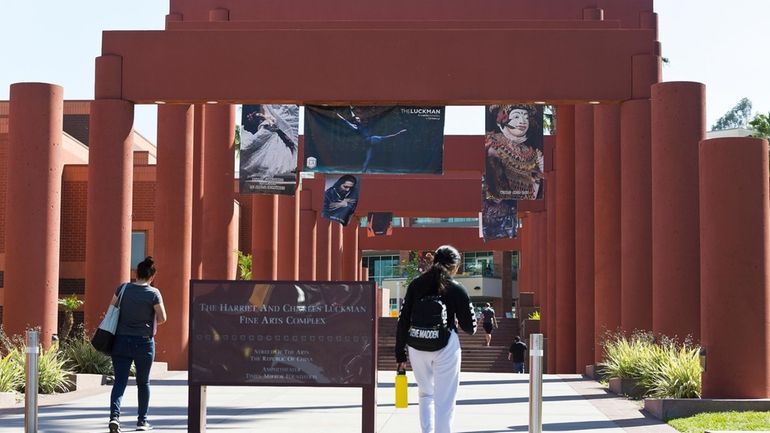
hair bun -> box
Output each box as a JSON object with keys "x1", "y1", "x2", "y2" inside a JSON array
[{"x1": 143, "y1": 256, "x2": 154, "y2": 266}]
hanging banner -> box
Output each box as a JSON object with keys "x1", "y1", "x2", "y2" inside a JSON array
[
  {"x1": 321, "y1": 174, "x2": 360, "y2": 226},
  {"x1": 239, "y1": 104, "x2": 299, "y2": 195},
  {"x1": 482, "y1": 176, "x2": 519, "y2": 241},
  {"x1": 304, "y1": 106, "x2": 445, "y2": 174},
  {"x1": 366, "y1": 212, "x2": 393, "y2": 237},
  {"x1": 484, "y1": 104, "x2": 545, "y2": 200}
]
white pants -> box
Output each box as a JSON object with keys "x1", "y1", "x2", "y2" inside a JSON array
[{"x1": 408, "y1": 331, "x2": 462, "y2": 433}]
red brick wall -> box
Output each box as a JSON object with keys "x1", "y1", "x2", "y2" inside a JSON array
[
  {"x1": 60, "y1": 180, "x2": 88, "y2": 261},
  {"x1": 0, "y1": 132, "x2": 7, "y2": 256},
  {"x1": 132, "y1": 182, "x2": 156, "y2": 222},
  {"x1": 237, "y1": 192, "x2": 252, "y2": 255}
]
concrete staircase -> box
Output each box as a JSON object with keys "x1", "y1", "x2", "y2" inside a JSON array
[{"x1": 377, "y1": 317, "x2": 520, "y2": 373}]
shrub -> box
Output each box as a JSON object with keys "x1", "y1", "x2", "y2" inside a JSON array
[
  {"x1": 528, "y1": 310, "x2": 541, "y2": 320},
  {"x1": 0, "y1": 352, "x2": 23, "y2": 392},
  {"x1": 9, "y1": 344, "x2": 73, "y2": 394},
  {"x1": 62, "y1": 335, "x2": 113, "y2": 376}
]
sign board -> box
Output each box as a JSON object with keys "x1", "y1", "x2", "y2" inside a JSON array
[{"x1": 189, "y1": 280, "x2": 376, "y2": 387}]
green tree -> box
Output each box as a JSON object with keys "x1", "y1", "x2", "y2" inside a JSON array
[
  {"x1": 236, "y1": 250, "x2": 252, "y2": 280},
  {"x1": 58, "y1": 295, "x2": 84, "y2": 340},
  {"x1": 712, "y1": 97, "x2": 753, "y2": 130},
  {"x1": 749, "y1": 112, "x2": 770, "y2": 140}
]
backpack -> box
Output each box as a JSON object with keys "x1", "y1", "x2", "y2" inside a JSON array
[{"x1": 406, "y1": 295, "x2": 450, "y2": 351}]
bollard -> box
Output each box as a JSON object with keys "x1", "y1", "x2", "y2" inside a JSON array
[
  {"x1": 25, "y1": 330, "x2": 40, "y2": 433},
  {"x1": 528, "y1": 333, "x2": 543, "y2": 433}
]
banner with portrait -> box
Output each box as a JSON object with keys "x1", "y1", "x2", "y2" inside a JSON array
[
  {"x1": 239, "y1": 104, "x2": 299, "y2": 195},
  {"x1": 484, "y1": 104, "x2": 545, "y2": 200},
  {"x1": 366, "y1": 212, "x2": 393, "y2": 237},
  {"x1": 304, "y1": 106, "x2": 445, "y2": 174},
  {"x1": 321, "y1": 174, "x2": 360, "y2": 226},
  {"x1": 481, "y1": 176, "x2": 519, "y2": 241}
]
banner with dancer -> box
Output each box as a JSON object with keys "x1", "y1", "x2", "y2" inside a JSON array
[
  {"x1": 321, "y1": 174, "x2": 360, "y2": 226},
  {"x1": 239, "y1": 104, "x2": 299, "y2": 195},
  {"x1": 304, "y1": 106, "x2": 445, "y2": 174},
  {"x1": 484, "y1": 104, "x2": 544, "y2": 200}
]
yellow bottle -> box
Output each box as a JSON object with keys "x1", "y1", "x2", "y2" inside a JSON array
[{"x1": 395, "y1": 368, "x2": 408, "y2": 408}]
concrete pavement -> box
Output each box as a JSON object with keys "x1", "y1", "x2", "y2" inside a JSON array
[{"x1": 0, "y1": 371, "x2": 678, "y2": 433}]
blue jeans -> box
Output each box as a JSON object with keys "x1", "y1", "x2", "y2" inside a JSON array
[
  {"x1": 513, "y1": 362, "x2": 525, "y2": 373},
  {"x1": 110, "y1": 335, "x2": 155, "y2": 421}
]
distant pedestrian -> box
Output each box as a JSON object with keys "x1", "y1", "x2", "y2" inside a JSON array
[
  {"x1": 508, "y1": 336, "x2": 528, "y2": 373},
  {"x1": 480, "y1": 303, "x2": 497, "y2": 346}
]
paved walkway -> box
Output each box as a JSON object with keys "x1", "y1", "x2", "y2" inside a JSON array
[{"x1": 0, "y1": 371, "x2": 678, "y2": 433}]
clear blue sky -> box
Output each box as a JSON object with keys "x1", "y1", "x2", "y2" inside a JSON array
[{"x1": 1, "y1": 0, "x2": 768, "y2": 142}]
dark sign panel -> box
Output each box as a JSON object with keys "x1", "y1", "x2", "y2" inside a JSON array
[
  {"x1": 304, "y1": 105, "x2": 445, "y2": 174},
  {"x1": 189, "y1": 281, "x2": 376, "y2": 386}
]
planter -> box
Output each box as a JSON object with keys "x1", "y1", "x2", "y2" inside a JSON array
[
  {"x1": 608, "y1": 377, "x2": 645, "y2": 399},
  {"x1": 645, "y1": 398, "x2": 770, "y2": 421},
  {"x1": 0, "y1": 391, "x2": 17, "y2": 407},
  {"x1": 63, "y1": 373, "x2": 109, "y2": 392}
]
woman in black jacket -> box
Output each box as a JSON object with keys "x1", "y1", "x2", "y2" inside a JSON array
[{"x1": 395, "y1": 245, "x2": 477, "y2": 433}]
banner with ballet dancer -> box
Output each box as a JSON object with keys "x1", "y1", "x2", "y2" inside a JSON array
[
  {"x1": 483, "y1": 104, "x2": 544, "y2": 200},
  {"x1": 303, "y1": 106, "x2": 445, "y2": 174},
  {"x1": 239, "y1": 104, "x2": 299, "y2": 195}
]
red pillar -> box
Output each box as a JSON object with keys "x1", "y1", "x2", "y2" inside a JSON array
[
  {"x1": 700, "y1": 137, "x2": 770, "y2": 398},
  {"x1": 299, "y1": 186, "x2": 317, "y2": 280},
  {"x1": 651, "y1": 82, "x2": 705, "y2": 340},
  {"x1": 536, "y1": 212, "x2": 547, "y2": 310},
  {"x1": 331, "y1": 223, "x2": 343, "y2": 280},
  {"x1": 517, "y1": 215, "x2": 531, "y2": 298},
  {"x1": 276, "y1": 195, "x2": 296, "y2": 279},
  {"x1": 251, "y1": 195, "x2": 278, "y2": 280},
  {"x1": 555, "y1": 105, "x2": 576, "y2": 373},
  {"x1": 316, "y1": 214, "x2": 332, "y2": 280},
  {"x1": 85, "y1": 98, "x2": 134, "y2": 329},
  {"x1": 593, "y1": 104, "x2": 621, "y2": 362},
  {"x1": 545, "y1": 172, "x2": 556, "y2": 373},
  {"x1": 3, "y1": 83, "x2": 63, "y2": 344},
  {"x1": 574, "y1": 104, "x2": 595, "y2": 371},
  {"x1": 343, "y1": 221, "x2": 360, "y2": 280},
  {"x1": 154, "y1": 104, "x2": 193, "y2": 369},
  {"x1": 620, "y1": 99, "x2": 653, "y2": 332},
  {"x1": 201, "y1": 104, "x2": 237, "y2": 280},
  {"x1": 191, "y1": 104, "x2": 205, "y2": 279}
]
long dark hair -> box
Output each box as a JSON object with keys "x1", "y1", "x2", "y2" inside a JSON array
[{"x1": 424, "y1": 245, "x2": 461, "y2": 294}]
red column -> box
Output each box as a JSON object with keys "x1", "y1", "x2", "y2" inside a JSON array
[
  {"x1": 276, "y1": 195, "x2": 296, "y2": 279},
  {"x1": 620, "y1": 99, "x2": 653, "y2": 332},
  {"x1": 536, "y1": 212, "x2": 547, "y2": 314},
  {"x1": 593, "y1": 104, "x2": 621, "y2": 362},
  {"x1": 85, "y1": 98, "x2": 135, "y2": 329},
  {"x1": 299, "y1": 186, "x2": 317, "y2": 280},
  {"x1": 555, "y1": 105, "x2": 576, "y2": 373},
  {"x1": 154, "y1": 104, "x2": 193, "y2": 369},
  {"x1": 331, "y1": 223, "x2": 343, "y2": 280},
  {"x1": 316, "y1": 214, "x2": 332, "y2": 280},
  {"x1": 545, "y1": 172, "x2": 556, "y2": 373},
  {"x1": 700, "y1": 137, "x2": 770, "y2": 398},
  {"x1": 3, "y1": 83, "x2": 63, "y2": 344},
  {"x1": 516, "y1": 215, "x2": 530, "y2": 299},
  {"x1": 191, "y1": 104, "x2": 205, "y2": 279},
  {"x1": 251, "y1": 195, "x2": 277, "y2": 280},
  {"x1": 343, "y1": 221, "x2": 360, "y2": 280},
  {"x1": 574, "y1": 104, "x2": 595, "y2": 371},
  {"x1": 651, "y1": 82, "x2": 705, "y2": 340},
  {"x1": 201, "y1": 104, "x2": 236, "y2": 280}
]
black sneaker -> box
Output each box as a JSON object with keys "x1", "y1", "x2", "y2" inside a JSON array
[
  {"x1": 109, "y1": 418, "x2": 121, "y2": 433},
  {"x1": 136, "y1": 420, "x2": 153, "y2": 431}
]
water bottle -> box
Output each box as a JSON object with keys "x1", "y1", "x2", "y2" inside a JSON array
[{"x1": 395, "y1": 367, "x2": 408, "y2": 408}]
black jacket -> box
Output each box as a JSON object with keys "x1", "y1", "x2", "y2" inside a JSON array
[{"x1": 395, "y1": 272, "x2": 477, "y2": 363}]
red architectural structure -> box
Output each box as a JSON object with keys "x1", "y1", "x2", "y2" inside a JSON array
[{"x1": 1, "y1": 0, "x2": 768, "y2": 398}]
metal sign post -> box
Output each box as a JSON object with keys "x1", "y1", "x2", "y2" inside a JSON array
[
  {"x1": 25, "y1": 330, "x2": 39, "y2": 433},
  {"x1": 528, "y1": 333, "x2": 543, "y2": 433}
]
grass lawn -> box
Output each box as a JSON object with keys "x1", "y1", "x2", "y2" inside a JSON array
[{"x1": 669, "y1": 411, "x2": 770, "y2": 433}]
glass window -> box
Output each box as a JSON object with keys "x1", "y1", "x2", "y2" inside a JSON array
[
  {"x1": 130, "y1": 231, "x2": 146, "y2": 270},
  {"x1": 461, "y1": 251, "x2": 494, "y2": 276},
  {"x1": 362, "y1": 255, "x2": 400, "y2": 286}
]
